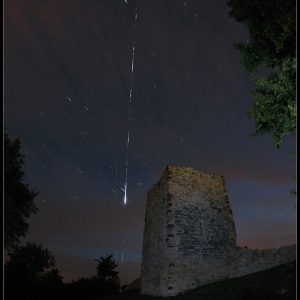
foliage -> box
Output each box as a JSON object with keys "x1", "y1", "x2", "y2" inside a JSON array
[
  {"x1": 67, "y1": 254, "x2": 120, "y2": 300},
  {"x1": 4, "y1": 242, "x2": 63, "y2": 300},
  {"x1": 95, "y1": 254, "x2": 121, "y2": 293},
  {"x1": 95, "y1": 255, "x2": 120, "y2": 283},
  {"x1": 68, "y1": 277, "x2": 106, "y2": 300},
  {"x1": 228, "y1": 0, "x2": 296, "y2": 147},
  {"x1": 249, "y1": 57, "x2": 296, "y2": 147},
  {"x1": 4, "y1": 131, "x2": 38, "y2": 250},
  {"x1": 5, "y1": 242, "x2": 56, "y2": 278}
]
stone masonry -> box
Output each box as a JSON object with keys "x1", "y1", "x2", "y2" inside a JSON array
[{"x1": 140, "y1": 165, "x2": 296, "y2": 297}]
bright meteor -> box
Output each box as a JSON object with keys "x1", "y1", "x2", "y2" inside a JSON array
[
  {"x1": 121, "y1": 182, "x2": 127, "y2": 205},
  {"x1": 122, "y1": 10, "x2": 138, "y2": 207}
]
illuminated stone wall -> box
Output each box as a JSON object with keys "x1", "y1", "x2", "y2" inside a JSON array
[{"x1": 141, "y1": 165, "x2": 296, "y2": 297}]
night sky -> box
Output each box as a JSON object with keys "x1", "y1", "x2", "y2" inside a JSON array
[{"x1": 5, "y1": 0, "x2": 296, "y2": 284}]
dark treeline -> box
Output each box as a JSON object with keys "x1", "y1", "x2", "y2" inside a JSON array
[
  {"x1": 4, "y1": 131, "x2": 121, "y2": 300},
  {"x1": 5, "y1": 245, "x2": 120, "y2": 300}
]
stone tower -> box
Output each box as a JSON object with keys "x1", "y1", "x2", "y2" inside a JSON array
[{"x1": 141, "y1": 165, "x2": 295, "y2": 297}]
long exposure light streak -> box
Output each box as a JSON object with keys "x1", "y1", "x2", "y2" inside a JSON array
[{"x1": 122, "y1": 4, "x2": 138, "y2": 206}]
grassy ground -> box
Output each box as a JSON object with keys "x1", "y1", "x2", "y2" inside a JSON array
[{"x1": 102, "y1": 262, "x2": 296, "y2": 300}]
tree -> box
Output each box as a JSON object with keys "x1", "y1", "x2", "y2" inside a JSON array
[
  {"x1": 249, "y1": 57, "x2": 296, "y2": 147},
  {"x1": 69, "y1": 277, "x2": 103, "y2": 300},
  {"x1": 4, "y1": 131, "x2": 38, "y2": 250},
  {"x1": 95, "y1": 255, "x2": 120, "y2": 293},
  {"x1": 4, "y1": 242, "x2": 63, "y2": 300},
  {"x1": 67, "y1": 255, "x2": 120, "y2": 299},
  {"x1": 228, "y1": 0, "x2": 296, "y2": 148}
]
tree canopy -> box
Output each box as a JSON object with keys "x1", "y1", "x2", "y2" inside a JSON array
[
  {"x1": 5, "y1": 242, "x2": 63, "y2": 300},
  {"x1": 68, "y1": 254, "x2": 120, "y2": 299},
  {"x1": 95, "y1": 254, "x2": 120, "y2": 291},
  {"x1": 5, "y1": 242, "x2": 61, "y2": 281},
  {"x1": 228, "y1": 0, "x2": 296, "y2": 147},
  {"x1": 4, "y1": 132, "x2": 38, "y2": 250}
]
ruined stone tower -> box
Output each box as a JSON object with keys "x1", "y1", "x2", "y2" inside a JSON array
[{"x1": 141, "y1": 165, "x2": 295, "y2": 297}]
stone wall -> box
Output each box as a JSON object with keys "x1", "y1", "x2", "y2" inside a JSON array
[
  {"x1": 140, "y1": 165, "x2": 296, "y2": 297},
  {"x1": 141, "y1": 172, "x2": 169, "y2": 296}
]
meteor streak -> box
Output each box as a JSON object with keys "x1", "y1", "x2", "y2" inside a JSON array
[
  {"x1": 121, "y1": 182, "x2": 127, "y2": 205},
  {"x1": 121, "y1": 240, "x2": 125, "y2": 263},
  {"x1": 131, "y1": 46, "x2": 135, "y2": 73},
  {"x1": 122, "y1": 7, "x2": 138, "y2": 206},
  {"x1": 120, "y1": 2, "x2": 138, "y2": 267}
]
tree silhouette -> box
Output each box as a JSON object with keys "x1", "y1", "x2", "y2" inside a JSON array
[
  {"x1": 67, "y1": 255, "x2": 120, "y2": 299},
  {"x1": 95, "y1": 254, "x2": 120, "y2": 293},
  {"x1": 4, "y1": 131, "x2": 38, "y2": 250},
  {"x1": 5, "y1": 242, "x2": 63, "y2": 300}
]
